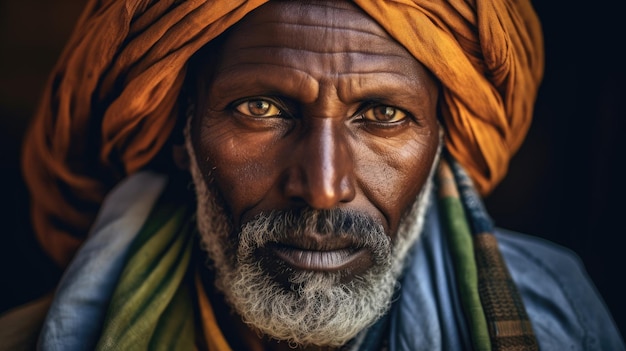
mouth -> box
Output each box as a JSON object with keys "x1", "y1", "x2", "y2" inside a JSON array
[{"x1": 268, "y1": 243, "x2": 371, "y2": 272}]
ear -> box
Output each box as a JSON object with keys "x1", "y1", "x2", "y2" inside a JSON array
[{"x1": 172, "y1": 144, "x2": 190, "y2": 170}]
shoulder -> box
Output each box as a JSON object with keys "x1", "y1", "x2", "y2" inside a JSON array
[
  {"x1": 495, "y1": 228, "x2": 625, "y2": 351},
  {"x1": 495, "y1": 228, "x2": 584, "y2": 282}
]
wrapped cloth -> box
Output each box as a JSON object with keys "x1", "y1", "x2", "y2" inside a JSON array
[{"x1": 21, "y1": 0, "x2": 544, "y2": 267}]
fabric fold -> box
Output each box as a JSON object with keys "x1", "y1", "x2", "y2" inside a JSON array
[
  {"x1": 96, "y1": 184, "x2": 195, "y2": 350},
  {"x1": 38, "y1": 171, "x2": 167, "y2": 351}
]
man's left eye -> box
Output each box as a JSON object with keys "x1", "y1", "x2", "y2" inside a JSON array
[
  {"x1": 234, "y1": 99, "x2": 282, "y2": 118},
  {"x1": 362, "y1": 106, "x2": 407, "y2": 123}
]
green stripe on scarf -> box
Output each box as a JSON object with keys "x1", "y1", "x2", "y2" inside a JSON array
[
  {"x1": 96, "y1": 187, "x2": 195, "y2": 351},
  {"x1": 439, "y1": 196, "x2": 491, "y2": 351}
]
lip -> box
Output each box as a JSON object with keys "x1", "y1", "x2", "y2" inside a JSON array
[{"x1": 268, "y1": 243, "x2": 370, "y2": 272}]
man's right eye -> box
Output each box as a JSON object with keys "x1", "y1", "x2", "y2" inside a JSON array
[{"x1": 234, "y1": 99, "x2": 282, "y2": 118}]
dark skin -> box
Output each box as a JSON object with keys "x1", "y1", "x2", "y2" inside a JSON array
[{"x1": 185, "y1": 1, "x2": 440, "y2": 350}]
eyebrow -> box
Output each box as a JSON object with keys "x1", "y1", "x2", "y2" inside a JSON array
[
  {"x1": 208, "y1": 64, "x2": 321, "y2": 107},
  {"x1": 337, "y1": 69, "x2": 436, "y2": 103}
]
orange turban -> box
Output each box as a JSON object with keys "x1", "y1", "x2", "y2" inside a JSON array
[{"x1": 21, "y1": 0, "x2": 544, "y2": 267}]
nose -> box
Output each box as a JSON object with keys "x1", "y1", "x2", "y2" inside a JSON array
[{"x1": 283, "y1": 119, "x2": 356, "y2": 209}]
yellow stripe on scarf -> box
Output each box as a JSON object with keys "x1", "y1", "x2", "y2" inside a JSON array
[{"x1": 195, "y1": 273, "x2": 233, "y2": 351}]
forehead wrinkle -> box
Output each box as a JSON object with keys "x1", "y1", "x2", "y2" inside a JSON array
[
  {"x1": 219, "y1": 43, "x2": 413, "y2": 83},
  {"x1": 226, "y1": 28, "x2": 403, "y2": 60},
  {"x1": 256, "y1": 1, "x2": 385, "y2": 32},
  {"x1": 233, "y1": 46, "x2": 410, "y2": 60},
  {"x1": 257, "y1": 22, "x2": 390, "y2": 40},
  {"x1": 229, "y1": 52, "x2": 412, "y2": 83},
  {"x1": 233, "y1": 2, "x2": 397, "y2": 52}
]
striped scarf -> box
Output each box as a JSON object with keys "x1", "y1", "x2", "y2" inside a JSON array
[{"x1": 437, "y1": 154, "x2": 538, "y2": 350}]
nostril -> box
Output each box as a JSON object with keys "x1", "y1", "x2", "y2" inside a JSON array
[{"x1": 339, "y1": 176, "x2": 356, "y2": 203}]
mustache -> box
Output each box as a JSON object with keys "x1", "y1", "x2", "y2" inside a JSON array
[{"x1": 238, "y1": 207, "x2": 389, "y2": 249}]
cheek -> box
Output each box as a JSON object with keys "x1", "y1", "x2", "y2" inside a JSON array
[
  {"x1": 354, "y1": 128, "x2": 439, "y2": 233},
  {"x1": 192, "y1": 120, "x2": 280, "y2": 223}
]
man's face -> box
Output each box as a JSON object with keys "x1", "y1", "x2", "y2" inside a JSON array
[{"x1": 187, "y1": 0, "x2": 440, "y2": 346}]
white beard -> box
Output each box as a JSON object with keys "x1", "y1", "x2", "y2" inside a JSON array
[{"x1": 185, "y1": 123, "x2": 441, "y2": 347}]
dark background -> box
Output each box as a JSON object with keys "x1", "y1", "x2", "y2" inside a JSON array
[{"x1": 1, "y1": 0, "x2": 624, "y2": 340}]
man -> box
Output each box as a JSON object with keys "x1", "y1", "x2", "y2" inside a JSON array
[{"x1": 1, "y1": 0, "x2": 623, "y2": 350}]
